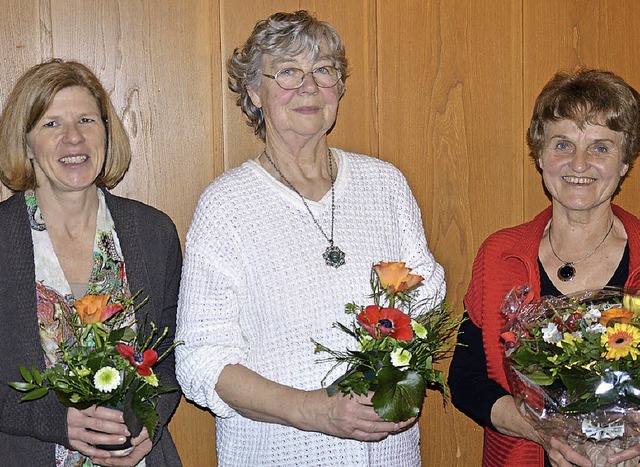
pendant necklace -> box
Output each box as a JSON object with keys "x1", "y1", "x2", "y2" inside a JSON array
[
  {"x1": 548, "y1": 219, "x2": 614, "y2": 282},
  {"x1": 263, "y1": 149, "x2": 346, "y2": 268}
]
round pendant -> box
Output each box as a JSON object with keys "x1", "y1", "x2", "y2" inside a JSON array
[
  {"x1": 323, "y1": 245, "x2": 346, "y2": 268},
  {"x1": 557, "y1": 263, "x2": 576, "y2": 282}
]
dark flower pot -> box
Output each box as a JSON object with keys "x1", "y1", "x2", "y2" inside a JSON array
[{"x1": 95, "y1": 436, "x2": 134, "y2": 456}]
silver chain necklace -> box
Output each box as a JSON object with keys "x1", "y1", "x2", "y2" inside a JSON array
[
  {"x1": 548, "y1": 219, "x2": 614, "y2": 282},
  {"x1": 263, "y1": 149, "x2": 346, "y2": 268}
]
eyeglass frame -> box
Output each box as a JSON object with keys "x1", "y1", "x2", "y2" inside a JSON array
[{"x1": 262, "y1": 66, "x2": 342, "y2": 90}]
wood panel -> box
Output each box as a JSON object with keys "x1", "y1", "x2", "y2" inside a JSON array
[
  {"x1": 220, "y1": 0, "x2": 377, "y2": 171},
  {"x1": 377, "y1": 1, "x2": 522, "y2": 465},
  {"x1": 0, "y1": 0, "x2": 50, "y2": 200},
  {"x1": 0, "y1": 1, "x2": 220, "y2": 465},
  {"x1": 2, "y1": 1, "x2": 640, "y2": 466},
  {"x1": 523, "y1": 0, "x2": 640, "y2": 220}
]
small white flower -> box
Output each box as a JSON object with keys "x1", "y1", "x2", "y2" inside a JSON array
[
  {"x1": 586, "y1": 323, "x2": 607, "y2": 335},
  {"x1": 541, "y1": 322, "x2": 562, "y2": 344},
  {"x1": 94, "y1": 367, "x2": 121, "y2": 393},
  {"x1": 583, "y1": 308, "x2": 602, "y2": 325},
  {"x1": 410, "y1": 320, "x2": 427, "y2": 338},
  {"x1": 390, "y1": 348, "x2": 412, "y2": 368}
]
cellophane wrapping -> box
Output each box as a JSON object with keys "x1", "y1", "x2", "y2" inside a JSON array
[{"x1": 502, "y1": 287, "x2": 640, "y2": 466}]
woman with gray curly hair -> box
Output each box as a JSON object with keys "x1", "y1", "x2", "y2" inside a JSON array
[{"x1": 176, "y1": 10, "x2": 445, "y2": 466}]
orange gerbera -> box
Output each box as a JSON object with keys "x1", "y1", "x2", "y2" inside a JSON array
[
  {"x1": 601, "y1": 323, "x2": 640, "y2": 360},
  {"x1": 74, "y1": 294, "x2": 123, "y2": 324},
  {"x1": 599, "y1": 307, "x2": 634, "y2": 327},
  {"x1": 373, "y1": 262, "x2": 423, "y2": 295}
]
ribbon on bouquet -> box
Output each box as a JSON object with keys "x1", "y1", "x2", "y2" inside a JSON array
[{"x1": 582, "y1": 418, "x2": 625, "y2": 441}]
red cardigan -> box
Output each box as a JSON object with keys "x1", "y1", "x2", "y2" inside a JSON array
[{"x1": 466, "y1": 204, "x2": 640, "y2": 466}]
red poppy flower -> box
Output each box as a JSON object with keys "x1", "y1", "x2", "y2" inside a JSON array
[
  {"x1": 357, "y1": 305, "x2": 413, "y2": 341},
  {"x1": 116, "y1": 343, "x2": 158, "y2": 376}
]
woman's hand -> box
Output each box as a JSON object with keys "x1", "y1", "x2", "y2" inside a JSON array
[
  {"x1": 543, "y1": 436, "x2": 592, "y2": 467},
  {"x1": 491, "y1": 396, "x2": 591, "y2": 467},
  {"x1": 67, "y1": 406, "x2": 130, "y2": 459},
  {"x1": 300, "y1": 389, "x2": 416, "y2": 441},
  {"x1": 216, "y1": 364, "x2": 415, "y2": 441},
  {"x1": 607, "y1": 443, "x2": 640, "y2": 465},
  {"x1": 90, "y1": 428, "x2": 152, "y2": 466}
]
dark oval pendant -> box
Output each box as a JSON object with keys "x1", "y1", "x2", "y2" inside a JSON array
[
  {"x1": 323, "y1": 245, "x2": 345, "y2": 268},
  {"x1": 557, "y1": 263, "x2": 576, "y2": 282}
]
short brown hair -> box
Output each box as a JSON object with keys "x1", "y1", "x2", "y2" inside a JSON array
[
  {"x1": 527, "y1": 69, "x2": 640, "y2": 169},
  {"x1": 0, "y1": 59, "x2": 131, "y2": 191},
  {"x1": 227, "y1": 10, "x2": 349, "y2": 142}
]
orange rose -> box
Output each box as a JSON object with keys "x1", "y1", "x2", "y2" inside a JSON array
[
  {"x1": 373, "y1": 262, "x2": 424, "y2": 295},
  {"x1": 599, "y1": 307, "x2": 634, "y2": 327},
  {"x1": 74, "y1": 294, "x2": 123, "y2": 324}
]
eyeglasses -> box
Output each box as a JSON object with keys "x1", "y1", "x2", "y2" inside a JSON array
[{"x1": 262, "y1": 66, "x2": 342, "y2": 90}]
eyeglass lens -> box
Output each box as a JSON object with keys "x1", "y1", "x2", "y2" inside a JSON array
[{"x1": 275, "y1": 67, "x2": 340, "y2": 89}]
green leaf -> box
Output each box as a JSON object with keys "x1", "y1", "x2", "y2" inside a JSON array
[
  {"x1": 372, "y1": 368, "x2": 425, "y2": 422},
  {"x1": 522, "y1": 371, "x2": 556, "y2": 386},
  {"x1": 18, "y1": 365, "x2": 33, "y2": 384},
  {"x1": 137, "y1": 402, "x2": 159, "y2": 440},
  {"x1": 20, "y1": 387, "x2": 49, "y2": 401},
  {"x1": 8, "y1": 382, "x2": 37, "y2": 392},
  {"x1": 31, "y1": 366, "x2": 43, "y2": 386}
]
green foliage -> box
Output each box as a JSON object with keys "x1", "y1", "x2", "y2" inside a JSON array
[
  {"x1": 8, "y1": 292, "x2": 180, "y2": 440},
  {"x1": 507, "y1": 288, "x2": 640, "y2": 415},
  {"x1": 313, "y1": 262, "x2": 463, "y2": 422}
]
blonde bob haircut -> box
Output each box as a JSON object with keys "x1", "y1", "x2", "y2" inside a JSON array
[{"x1": 0, "y1": 58, "x2": 131, "y2": 191}]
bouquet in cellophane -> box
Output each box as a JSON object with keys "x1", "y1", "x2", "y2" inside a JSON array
[
  {"x1": 502, "y1": 286, "x2": 640, "y2": 466},
  {"x1": 313, "y1": 262, "x2": 460, "y2": 422}
]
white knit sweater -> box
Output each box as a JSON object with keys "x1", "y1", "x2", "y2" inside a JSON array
[{"x1": 176, "y1": 149, "x2": 446, "y2": 466}]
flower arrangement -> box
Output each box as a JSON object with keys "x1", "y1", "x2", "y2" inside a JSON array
[
  {"x1": 502, "y1": 286, "x2": 640, "y2": 465},
  {"x1": 313, "y1": 261, "x2": 460, "y2": 422},
  {"x1": 9, "y1": 292, "x2": 179, "y2": 441}
]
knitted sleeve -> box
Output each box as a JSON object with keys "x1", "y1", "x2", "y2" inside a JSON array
[
  {"x1": 394, "y1": 169, "x2": 446, "y2": 302},
  {"x1": 175, "y1": 182, "x2": 247, "y2": 418}
]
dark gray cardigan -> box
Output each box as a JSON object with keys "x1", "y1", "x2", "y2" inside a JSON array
[{"x1": 0, "y1": 189, "x2": 183, "y2": 466}]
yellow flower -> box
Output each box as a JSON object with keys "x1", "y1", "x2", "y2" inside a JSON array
[
  {"x1": 373, "y1": 262, "x2": 423, "y2": 295},
  {"x1": 410, "y1": 320, "x2": 427, "y2": 338},
  {"x1": 601, "y1": 323, "x2": 640, "y2": 360},
  {"x1": 144, "y1": 373, "x2": 159, "y2": 387},
  {"x1": 623, "y1": 293, "x2": 640, "y2": 317},
  {"x1": 559, "y1": 333, "x2": 582, "y2": 348}
]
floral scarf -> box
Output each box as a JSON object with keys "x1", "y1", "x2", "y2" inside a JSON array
[{"x1": 27, "y1": 189, "x2": 132, "y2": 467}]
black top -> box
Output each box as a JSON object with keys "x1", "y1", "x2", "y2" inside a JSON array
[{"x1": 449, "y1": 243, "x2": 629, "y2": 464}]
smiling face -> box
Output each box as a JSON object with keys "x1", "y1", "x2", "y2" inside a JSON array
[
  {"x1": 246, "y1": 51, "x2": 341, "y2": 145},
  {"x1": 538, "y1": 119, "x2": 629, "y2": 214},
  {"x1": 26, "y1": 85, "x2": 106, "y2": 196}
]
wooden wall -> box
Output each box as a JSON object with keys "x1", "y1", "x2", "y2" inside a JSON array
[{"x1": 2, "y1": 1, "x2": 640, "y2": 465}]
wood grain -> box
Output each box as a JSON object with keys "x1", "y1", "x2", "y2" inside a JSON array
[{"x1": 2, "y1": 1, "x2": 640, "y2": 465}]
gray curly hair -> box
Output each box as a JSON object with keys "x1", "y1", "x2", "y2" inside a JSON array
[{"x1": 227, "y1": 10, "x2": 349, "y2": 142}]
